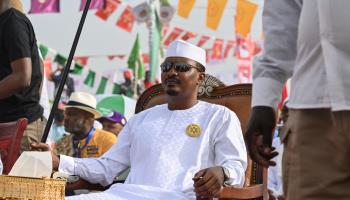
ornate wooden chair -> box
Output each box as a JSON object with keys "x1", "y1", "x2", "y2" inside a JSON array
[
  {"x1": 0, "y1": 118, "x2": 28, "y2": 174},
  {"x1": 135, "y1": 74, "x2": 268, "y2": 200}
]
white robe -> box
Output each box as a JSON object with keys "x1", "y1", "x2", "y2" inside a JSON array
[{"x1": 61, "y1": 101, "x2": 247, "y2": 200}]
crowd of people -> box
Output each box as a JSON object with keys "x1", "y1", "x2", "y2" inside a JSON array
[{"x1": 1, "y1": 0, "x2": 350, "y2": 200}]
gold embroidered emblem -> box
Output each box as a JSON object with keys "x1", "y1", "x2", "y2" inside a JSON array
[{"x1": 186, "y1": 124, "x2": 202, "y2": 137}]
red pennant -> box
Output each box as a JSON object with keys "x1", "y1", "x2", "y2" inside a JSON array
[
  {"x1": 95, "y1": 0, "x2": 120, "y2": 21},
  {"x1": 211, "y1": 39, "x2": 224, "y2": 60},
  {"x1": 223, "y1": 40, "x2": 235, "y2": 58},
  {"x1": 74, "y1": 56, "x2": 89, "y2": 66},
  {"x1": 237, "y1": 57, "x2": 252, "y2": 83},
  {"x1": 108, "y1": 55, "x2": 116, "y2": 60},
  {"x1": 181, "y1": 31, "x2": 198, "y2": 41},
  {"x1": 116, "y1": 5, "x2": 135, "y2": 32},
  {"x1": 197, "y1": 35, "x2": 210, "y2": 47},
  {"x1": 142, "y1": 53, "x2": 149, "y2": 63},
  {"x1": 43, "y1": 58, "x2": 52, "y2": 78},
  {"x1": 163, "y1": 27, "x2": 184, "y2": 46},
  {"x1": 205, "y1": 49, "x2": 212, "y2": 63},
  {"x1": 162, "y1": 24, "x2": 170, "y2": 37}
]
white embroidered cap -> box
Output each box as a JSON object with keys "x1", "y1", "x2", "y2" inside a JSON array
[{"x1": 166, "y1": 40, "x2": 206, "y2": 67}]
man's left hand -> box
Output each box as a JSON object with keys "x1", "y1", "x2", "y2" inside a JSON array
[{"x1": 193, "y1": 166, "x2": 225, "y2": 199}]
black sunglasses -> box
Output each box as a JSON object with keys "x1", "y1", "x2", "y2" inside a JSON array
[{"x1": 160, "y1": 61, "x2": 203, "y2": 73}]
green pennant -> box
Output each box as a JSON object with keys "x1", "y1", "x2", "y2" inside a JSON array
[
  {"x1": 39, "y1": 44, "x2": 49, "y2": 59},
  {"x1": 70, "y1": 63, "x2": 84, "y2": 75},
  {"x1": 127, "y1": 34, "x2": 145, "y2": 80},
  {"x1": 54, "y1": 54, "x2": 67, "y2": 66},
  {"x1": 112, "y1": 83, "x2": 122, "y2": 94},
  {"x1": 84, "y1": 70, "x2": 96, "y2": 87},
  {"x1": 96, "y1": 76, "x2": 108, "y2": 94},
  {"x1": 160, "y1": 0, "x2": 171, "y2": 6}
]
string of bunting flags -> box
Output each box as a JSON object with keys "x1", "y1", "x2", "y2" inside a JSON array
[
  {"x1": 29, "y1": 0, "x2": 258, "y2": 35},
  {"x1": 38, "y1": 42, "x2": 150, "y2": 96}
]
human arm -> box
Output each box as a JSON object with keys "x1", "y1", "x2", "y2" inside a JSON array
[
  {"x1": 0, "y1": 18, "x2": 33, "y2": 99},
  {"x1": 0, "y1": 58, "x2": 32, "y2": 99},
  {"x1": 193, "y1": 109, "x2": 247, "y2": 198},
  {"x1": 33, "y1": 122, "x2": 132, "y2": 186},
  {"x1": 246, "y1": 0, "x2": 302, "y2": 167},
  {"x1": 58, "y1": 123, "x2": 132, "y2": 186}
]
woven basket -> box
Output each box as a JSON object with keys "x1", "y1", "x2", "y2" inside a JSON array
[{"x1": 0, "y1": 175, "x2": 65, "y2": 200}]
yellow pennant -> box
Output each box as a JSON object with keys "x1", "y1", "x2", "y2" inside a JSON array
[
  {"x1": 206, "y1": 0, "x2": 228, "y2": 30},
  {"x1": 235, "y1": 0, "x2": 258, "y2": 37},
  {"x1": 177, "y1": 0, "x2": 196, "y2": 18}
]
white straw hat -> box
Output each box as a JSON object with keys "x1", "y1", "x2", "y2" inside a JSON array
[{"x1": 65, "y1": 92, "x2": 102, "y2": 118}]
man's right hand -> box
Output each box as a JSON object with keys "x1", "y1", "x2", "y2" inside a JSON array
[
  {"x1": 31, "y1": 143, "x2": 60, "y2": 171},
  {"x1": 245, "y1": 106, "x2": 278, "y2": 167}
]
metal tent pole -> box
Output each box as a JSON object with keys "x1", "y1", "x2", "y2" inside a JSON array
[{"x1": 41, "y1": 0, "x2": 93, "y2": 143}]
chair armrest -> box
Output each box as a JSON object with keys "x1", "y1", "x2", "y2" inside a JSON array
[{"x1": 219, "y1": 184, "x2": 265, "y2": 199}]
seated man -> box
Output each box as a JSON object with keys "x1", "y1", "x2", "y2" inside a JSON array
[
  {"x1": 54, "y1": 92, "x2": 117, "y2": 158},
  {"x1": 97, "y1": 111, "x2": 126, "y2": 137},
  {"x1": 34, "y1": 40, "x2": 247, "y2": 199}
]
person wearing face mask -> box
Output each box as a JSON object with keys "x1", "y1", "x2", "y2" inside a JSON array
[{"x1": 54, "y1": 92, "x2": 116, "y2": 158}]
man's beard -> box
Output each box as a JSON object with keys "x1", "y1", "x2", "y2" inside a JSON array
[{"x1": 65, "y1": 118, "x2": 85, "y2": 138}]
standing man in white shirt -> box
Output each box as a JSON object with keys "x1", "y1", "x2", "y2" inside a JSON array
[
  {"x1": 245, "y1": 0, "x2": 350, "y2": 200},
  {"x1": 33, "y1": 40, "x2": 247, "y2": 200}
]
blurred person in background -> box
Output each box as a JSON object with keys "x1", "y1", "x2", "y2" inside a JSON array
[
  {"x1": 54, "y1": 92, "x2": 116, "y2": 158},
  {"x1": 246, "y1": 0, "x2": 350, "y2": 199},
  {"x1": 97, "y1": 111, "x2": 126, "y2": 137}
]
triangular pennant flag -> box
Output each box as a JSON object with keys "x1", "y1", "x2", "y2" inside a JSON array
[
  {"x1": 95, "y1": 0, "x2": 120, "y2": 21},
  {"x1": 84, "y1": 70, "x2": 96, "y2": 87},
  {"x1": 237, "y1": 57, "x2": 252, "y2": 83},
  {"x1": 205, "y1": 49, "x2": 211, "y2": 63},
  {"x1": 39, "y1": 44, "x2": 49, "y2": 59},
  {"x1": 43, "y1": 58, "x2": 52, "y2": 78},
  {"x1": 74, "y1": 56, "x2": 88, "y2": 66},
  {"x1": 112, "y1": 82, "x2": 122, "y2": 94},
  {"x1": 181, "y1": 31, "x2": 198, "y2": 41},
  {"x1": 70, "y1": 63, "x2": 84, "y2": 75},
  {"x1": 54, "y1": 54, "x2": 67, "y2": 66},
  {"x1": 116, "y1": 5, "x2": 135, "y2": 32},
  {"x1": 197, "y1": 35, "x2": 210, "y2": 47},
  {"x1": 235, "y1": 0, "x2": 258, "y2": 37},
  {"x1": 163, "y1": 27, "x2": 183, "y2": 46},
  {"x1": 223, "y1": 40, "x2": 235, "y2": 58},
  {"x1": 162, "y1": 24, "x2": 169, "y2": 37},
  {"x1": 80, "y1": 0, "x2": 106, "y2": 11},
  {"x1": 177, "y1": 0, "x2": 196, "y2": 18},
  {"x1": 107, "y1": 55, "x2": 116, "y2": 60},
  {"x1": 211, "y1": 38, "x2": 224, "y2": 60},
  {"x1": 116, "y1": 55, "x2": 126, "y2": 59},
  {"x1": 142, "y1": 54, "x2": 149, "y2": 64},
  {"x1": 127, "y1": 34, "x2": 145, "y2": 79},
  {"x1": 29, "y1": 0, "x2": 59, "y2": 14},
  {"x1": 206, "y1": 0, "x2": 228, "y2": 30},
  {"x1": 96, "y1": 76, "x2": 108, "y2": 94}
]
